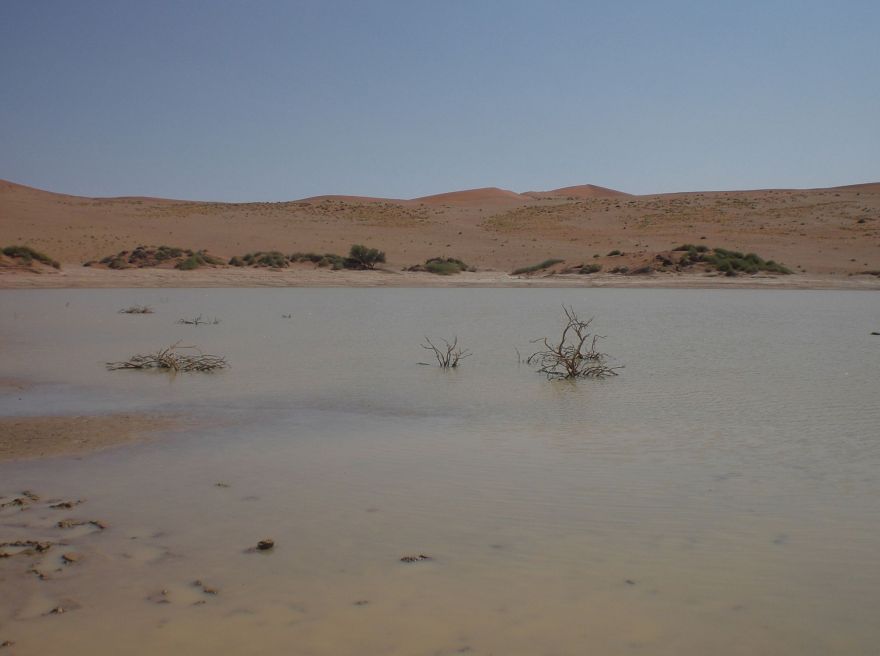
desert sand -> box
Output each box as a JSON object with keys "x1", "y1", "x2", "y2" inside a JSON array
[{"x1": 1, "y1": 178, "x2": 879, "y2": 288}]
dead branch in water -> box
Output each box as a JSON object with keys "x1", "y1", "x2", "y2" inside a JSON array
[
  {"x1": 107, "y1": 341, "x2": 228, "y2": 372},
  {"x1": 527, "y1": 306, "x2": 621, "y2": 379},
  {"x1": 176, "y1": 315, "x2": 220, "y2": 325},
  {"x1": 118, "y1": 305, "x2": 153, "y2": 314},
  {"x1": 421, "y1": 336, "x2": 472, "y2": 368}
]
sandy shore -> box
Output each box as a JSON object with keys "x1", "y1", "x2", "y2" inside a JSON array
[
  {"x1": 0, "y1": 414, "x2": 178, "y2": 462},
  {"x1": 1, "y1": 267, "x2": 879, "y2": 290}
]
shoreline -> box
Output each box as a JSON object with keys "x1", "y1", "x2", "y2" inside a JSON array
[
  {"x1": 0, "y1": 413, "x2": 178, "y2": 462},
  {"x1": 2, "y1": 268, "x2": 879, "y2": 290}
]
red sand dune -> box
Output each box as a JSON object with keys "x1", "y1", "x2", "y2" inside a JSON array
[
  {"x1": 412, "y1": 187, "x2": 530, "y2": 206},
  {"x1": 523, "y1": 184, "x2": 632, "y2": 199}
]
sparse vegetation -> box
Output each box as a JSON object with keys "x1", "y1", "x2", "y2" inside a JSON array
[
  {"x1": 673, "y1": 245, "x2": 792, "y2": 276},
  {"x1": 107, "y1": 342, "x2": 227, "y2": 372},
  {"x1": 89, "y1": 246, "x2": 223, "y2": 270},
  {"x1": 421, "y1": 337, "x2": 471, "y2": 368},
  {"x1": 408, "y1": 257, "x2": 472, "y2": 275},
  {"x1": 119, "y1": 305, "x2": 153, "y2": 314},
  {"x1": 528, "y1": 306, "x2": 621, "y2": 379},
  {"x1": 1, "y1": 245, "x2": 60, "y2": 269},
  {"x1": 511, "y1": 259, "x2": 564, "y2": 275}
]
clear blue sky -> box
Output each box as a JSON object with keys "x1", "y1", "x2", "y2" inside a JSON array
[{"x1": 1, "y1": 0, "x2": 878, "y2": 201}]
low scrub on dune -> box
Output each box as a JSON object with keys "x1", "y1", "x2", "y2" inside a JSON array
[
  {"x1": 671, "y1": 245, "x2": 792, "y2": 276},
  {"x1": 86, "y1": 245, "x2": 223, "y2": 270},
  {"x1": 511, "y1": 259, "x2": 564, "y2": 276},
  {"x1": 228, "y1": 245, "x2": 385, "y2": 271},
  {"x1": 1, "y1": 245, "x2": 60, "y2": 269},
  {"x1": 407, "y1": 257, "x2": 473, "y2": 275}
]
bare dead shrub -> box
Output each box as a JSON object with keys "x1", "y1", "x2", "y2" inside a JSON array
[
  {"x1": 176, "y1": 315, "x2": 220, "y2": 325},
  {"x1": 527, "y1": 306, "x2": 621, "y2": 379},
  {"x1": 421, "y1": 336, "x2": 471, "y2": 368},
  {"x1": 107, "y1": 342, "x2": 227, "y2": 372}
]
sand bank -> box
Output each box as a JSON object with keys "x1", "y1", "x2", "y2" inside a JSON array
[
  {"x1": 0, "y1": 414, "x2": 177, "y2": 462},
  {"x1": 1, "y1": 267, "x2": 879, "y2": 290}
]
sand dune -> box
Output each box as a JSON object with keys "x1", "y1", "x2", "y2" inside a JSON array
[
  {"x1": 412, "y1": 186, "x2": 530, "y2": 205},
  {"x1": 1, "y1": 178, "x2": 879, "y2": 285},
  {"x1": 523, "y1": 184, "x2": 632, "y2": 199}
]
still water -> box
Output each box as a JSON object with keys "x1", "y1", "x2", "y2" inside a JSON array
[{"x1": 1, "y1": 288, "x2": 879, "y2": 655}]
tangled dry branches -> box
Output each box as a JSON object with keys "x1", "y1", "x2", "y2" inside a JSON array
[
  {"x1": 421, "y1": 336, "x2": 472, "y2": 368},
  {"x1": 176, "y1": 315, "x2": 220, "y2": 325},
  {"x1": 527, "y1": 306, "x2": 621, "y2": 379},
  {"x1": 118, "y1": 305, "x2": 153, "y2": 314},
  {"x1": 107, "y1": 342, "x2": 228, "y2": 372}
]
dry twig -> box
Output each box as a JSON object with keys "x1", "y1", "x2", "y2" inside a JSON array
[{"x1": 176, "y1": 315, "x2": 220, "y2": 325}]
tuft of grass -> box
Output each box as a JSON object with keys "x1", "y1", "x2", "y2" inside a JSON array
[
  {"x1": 511, "y1": 259, "x2": 564, "y2": 275},
  {"x1": 2, "y1": 245, "x2": 60, "y2": 269}
]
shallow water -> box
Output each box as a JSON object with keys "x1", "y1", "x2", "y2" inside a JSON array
[{"x1": 1, "y1": 288, "x2": 879, "y2": 655}]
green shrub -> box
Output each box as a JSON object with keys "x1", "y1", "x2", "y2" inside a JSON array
[
  {"x1": 423, "y1": 257, "x2": 469, "y2": 275},
  {"x1": 345, "y1": 244, "x2": 386, "y2": 270},
  {"x1": 578, "y1": 263, "x2": 602, "y2": 274},
  {"x1": 511, "y1": 258, "x2": 564, "y2": 275},
  {"x1": 241, "y1": 251, "x2": 288, "y2": 268},
  {"x1": 2, "y1": 245, "x2": 60, "y2": 269}
]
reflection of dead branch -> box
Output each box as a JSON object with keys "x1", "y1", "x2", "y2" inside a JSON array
[
  {"x1": 527, "y1": 306, "x2": 621, "y2": 379},
  {"x1": 421, "y1": 336, "x2": 471, "y2": 368},
  {"x1": 119, "y1": 305, "x2": 153, "y2": 314},
  {"x1": 107, "y1": 341, "x2": 228, "y2": 372},
  {"x1": 176, "y1": 315, "x2": 220, "y2": 325}
]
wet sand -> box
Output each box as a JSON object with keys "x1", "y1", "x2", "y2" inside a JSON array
[
  {"x1": 1, "y1": 266, "x2": 879, "y2": 289},
  {"x1": 0, "y1": 414, "x2": 177, "y2": 462}
]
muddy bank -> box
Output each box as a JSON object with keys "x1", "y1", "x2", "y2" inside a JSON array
[
  {"x1": 1, "y1": 267, "x2": 878, "y2": 290},
  {"x1": 0, "y1": 414, "x2": 177, "y2": 462}
]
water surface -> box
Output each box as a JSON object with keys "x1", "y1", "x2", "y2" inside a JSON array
[{"x1": 1, "y1": 289, "x2": 879, "y2": 655}]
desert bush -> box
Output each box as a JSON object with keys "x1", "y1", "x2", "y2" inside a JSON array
[
  {"x1": 673, "y1": 245, "x2": 791, "y2": 275},
  {"x1": 607, "y1": 250, "x2": 622, "y2": 256},
  {"x1": 241, "y1": 251, "x2": 288, "y2": 268},
  {"x1": 421, "y1": 337, "x2": 471, "y2": 368},
  {"x1": 2, "y1": 245, "x2": 60, "y2": 269},
  {"x1": 511, "y1": 259, "x2": 564, "y2": 275},
  {"x1": 421, "y1": 257, "x2": 470, "y2": 275},
  {"x1": 107, "y1": 342, "x2": 227, "y2": 372},
  {"x1": 527, "y1": 306, "x2": 621, "y2": 379},
  {"x1": 345, "y1": 244, "x2": 386, "y2": 270},
  {"x1": 578, "y1": 263, "x2": 602, "y2": 274}
]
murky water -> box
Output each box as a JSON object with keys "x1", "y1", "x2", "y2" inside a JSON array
[{"x1": 1, "y1": 289, "x2": 879, "y2": 655}]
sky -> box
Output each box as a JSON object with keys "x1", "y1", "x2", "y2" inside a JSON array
[{"x1": 1, "y1": 0, "x2": 878, "y2": 201}]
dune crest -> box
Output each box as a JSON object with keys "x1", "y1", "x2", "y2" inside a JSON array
[
  {"x1": 523, "y1": 184, "x2": 632, "y2": 199},
  {"x1": 412, "y1": 187, "x2": 529, "y2": 205}
]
